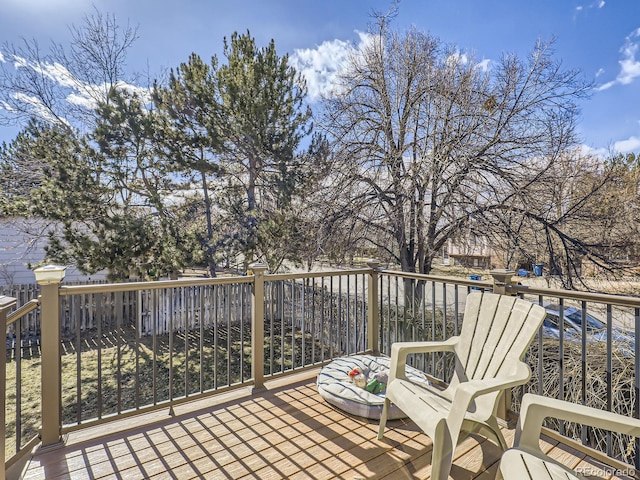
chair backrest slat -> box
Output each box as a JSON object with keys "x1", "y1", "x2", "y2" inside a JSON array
[{"x1": 457, "y1": 293, "x2": 545, "y2": 381}]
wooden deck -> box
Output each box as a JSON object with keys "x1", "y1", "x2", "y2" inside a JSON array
[{"x1": 17, "y1": 370, "x2": 636, "y2": 480}]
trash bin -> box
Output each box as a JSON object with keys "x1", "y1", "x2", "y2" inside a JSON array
[
  {"x1": 469, "y1": 274, "x2": 482, "y2": 290},
  {"x1": 533, "y1": 263, "x2": 544, "y2": 277}
]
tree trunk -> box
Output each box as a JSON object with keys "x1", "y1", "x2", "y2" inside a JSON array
[{"x1": 201, "y1": 171, "x2": 217, "y2": 277}]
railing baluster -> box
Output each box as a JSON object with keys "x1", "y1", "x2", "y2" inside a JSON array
[
  {"x1": 581, "y1": 300, "x2": 588, "y2": 446},
  {"x1": 606, "y1": 303, "x2": 613, "y2": 457},
  {"x1": 635, "y1": 306, "x2": 640, "y2": 470},
  {"x1": 250, "y1": 263, "x2": 267, "y2": 390},
  {"x1": 135, "y1": 292, "x2": 140, "y2": 410},
  {"x1": 537, "y1": 294, "x2": 544, "y2": 397},
  {"x1": 15, "y1": 318, "x2": 22, "y2": 452},
  {"x1": 238, "y1": 285, "x2": 242, "y2": 383},
  {"x1": 346, "y1": 275, "x2": 350, "y2": 355},
  {"x1": 311, "y1": 280, "x2": 317, "y2": 363},
  {"x1": 0, "y1": 295, "x2": 17, "y2": 480},
  {"x1": 76, "y1": 294, "x2": 82, "y2": 423},
  {"x1": 116, "y1": 291, "x2": 122, "y2": 414},
  {"x1": 168, "y1": 288, "x2": 174, "y2": 405},
  {"x1": 199, "y1": 286, "x2": 205, "y2": 392},
  {"x1": 431, "y1": 281, "x2": 436, "y2": 375},
  {"x1": 152, "y1": 289, "x2": 158, "y2": 405},
  {"x1": 98, "y1": 294, "x2": 105, "y2": 418},
  {"x1": 290, "y1": 280, "x2": 295, "y2": 370},
  {"x1": 268, "y1": 281, "x2": 272, "y2": 374},
  {"x1": 386, "y1": 276, "x2": 390, "y2": 354},
  {"x1": 453, "y1": 285, "x2": 459, "y2": 336},
  {"x1": 184, "y1": 287, "x2": 190, "y2": 396},
  {"x1": 214, "y1": 285, "x2": 219, "y2": 388},
  {"x1": 321, "y1": 276, "x2": 325, "y2": 362},
  {"x1": 226, "y1": 284, "x2": 232, "y2": 385},
  {"x1": 421, "y1": 280, "x2": 426, "y2": 370},
  {"x1": 301, "y1": 278, "x2": 306, "y2": 367},
  {"x1": 558, "y1": 298, "x2": 565, "y2": 435}
]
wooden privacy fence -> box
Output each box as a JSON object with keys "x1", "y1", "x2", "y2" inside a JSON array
[
  {"x1": 2, "y1": 283, "x2": 40, "y2": 347},
  {"x1": 2, "y1": 281, "x2": 112, "y2": 345},
  {"x1": 59, "y1": 284, "x2": 253, "y2": 339},
  {"x1": 4, "y1": 276, "x2": 369, "y2": 347},
  {"x1": 136, "y1": 283, "x2": 252, "y2": 337}
]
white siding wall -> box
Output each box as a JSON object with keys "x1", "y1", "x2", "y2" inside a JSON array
[{"x1": 0, "y1": 218, "x2": 105, "y2": 285}]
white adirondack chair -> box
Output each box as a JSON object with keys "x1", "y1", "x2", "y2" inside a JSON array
[
  {"x1": 498, "y1": 393, "x2": 640, "y2": 480},
  {"x1": 377, "y1": 292, "x2": 546, "y2": 480}
]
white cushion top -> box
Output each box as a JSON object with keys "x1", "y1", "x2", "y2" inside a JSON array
[{"x1": 317, "y1": 354, "x2": 430, "y2": 419}]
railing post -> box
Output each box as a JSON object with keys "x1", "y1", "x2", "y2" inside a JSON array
[
  {"x1": 490, "y1": 269, "x2": 516, "y2": 296},
  {"x1": 249, "y1": 263, "x2": 267, "y2": 391},
  {"x1": 490, "y1": 268, "x2": 517, "y2": 426},
  {"x1": 0, "y1": 295, "x2": 17, "y2": 480},
  {"x1": 367, "y1": 259, "x2": 381, "y2": 355},
  {"x1": 34, "y1": 265, "x2": 66, "y2": 448}
]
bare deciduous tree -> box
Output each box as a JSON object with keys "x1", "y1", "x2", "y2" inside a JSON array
[
  {"x1": 0, "y1": 9, "x2": 138, "y2": 133},
  {"x1": 319, "y1": 15, "x2": 593, "y2": 286}
]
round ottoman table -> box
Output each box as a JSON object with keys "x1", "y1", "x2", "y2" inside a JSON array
[{"x1": 316, "y1": 354, "x2": 430, "y2": 419}]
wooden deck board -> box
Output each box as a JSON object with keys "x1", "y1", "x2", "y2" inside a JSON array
[{"x1": 18, "y1": 370, "x2": 633, "y2": 480}]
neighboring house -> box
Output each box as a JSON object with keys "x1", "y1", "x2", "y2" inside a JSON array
[
  {"x1": 442, "y1": 234, "x2": 496, "y2": 270},
  {"x1": 0, "y1": 217, "x2": 105, "y2": 285}
]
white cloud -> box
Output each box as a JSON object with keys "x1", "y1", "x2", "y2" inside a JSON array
[
  {"x1": 4, "y1": 49, "x2": 152, "y2": 122},
  {"x1": 1, "y1": 101, "x2": 15, "y2": 112},
  {"x1": 579, "y1": 143, "x2": 608, "y2": 158},
  {"x1": 36, "y1": 62, "x2": 77, "y2": 89},
  {"x1": 5, "y1": 0, "x2": 92, "y2": 14},
  {"x1": 12, "y1": 92, "x2": 69, "y2": 126},
  {"x1": 614, "y1": 135, "x2": 640, "y2": 153},
  {"x1": 0, "y1": 52, "x2": 5, "y2": 63},
  {"x1": 577, "y1": 1, "x2": 605, "y2": 9},
  {"x1": 65, "y1": 92, "x2": 96, "y2": 110},
  {"x1": 291, "y1": 31, "x2": 375, "y2": 101},
  {"x1": 447, "y1": 51, "x2": 469, "y2": 67},
  {"x1": 595, "y1": 67, "x2": 605, "y2": 77},
  {"x1": 476, "y1": 59, "x2": 491, "y2": 72},
  {"x1": 12, "y1": 55, "x2": 27, "y2": 69},
  {"x1": 596, "y1": 28, "x2": 640, "y2": 91},
  {"x1": 118, "y1": 82, "x2": 152, "y2": 103}
]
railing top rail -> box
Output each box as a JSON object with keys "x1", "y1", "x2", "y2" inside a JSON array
[
  {"x1": 379, "y1": 269, "x2": 493, "y2": 288},
  {"x1": 508, "y1": 283, "x2": 640, "y2": 309},
  {"x1": 6, "y1": 298, "x2": 39, "y2": 327},
  {"x1": 266, "y1": 268, "x2": 371, "y2": 282},
  {"x1": 59, "y1": 275, "x2": 253, "y2": 296},
  {"x1": 381, "y1": 269, "x2": 640, "y2": 309},
  {"x1": 0, "y1": 294, "x2": 17, "y2": 309}
]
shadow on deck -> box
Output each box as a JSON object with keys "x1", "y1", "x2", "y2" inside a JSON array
[{"x1": 16, "y1": 370, "x2": 632, "y2": 480}]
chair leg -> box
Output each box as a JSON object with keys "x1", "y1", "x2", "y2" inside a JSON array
[
  {"x1": 431, "y1": 425, "x2": 454, "y2": 480},
  {"x1": 377, "y1": 397, "x2": 390, "y2": 440},
  {"x1": 483, "y1": 417, "x2": 508, "y2": 450}
]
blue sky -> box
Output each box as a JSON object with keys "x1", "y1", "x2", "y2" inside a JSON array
[{"x1": 2, "y1": 0, "x2": 640, "y2": 155}]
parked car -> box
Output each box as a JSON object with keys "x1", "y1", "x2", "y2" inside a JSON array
[{"x1": 541, "y1": 303, "x2": 635, "y2": 355}]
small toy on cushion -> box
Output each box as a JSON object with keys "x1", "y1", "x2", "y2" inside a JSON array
[
  {"x1": 365, "y1": 370, "x2": 388, "y2": 394},
  {"x1": 374, "y1": 371, "x2": 388, "y2": 384},
  {"x1": 348, "y1": 367, "x2": 367, "y2": 388}
]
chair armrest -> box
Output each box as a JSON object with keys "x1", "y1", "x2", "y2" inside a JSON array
[
  {"x1": 516, "y1": 393, "x2": 640, "y2": 452},
  {"x1": 449, "y1": 361, "x2": 532, "y2": 420},
  {"x1": 389, "y1": 338, "x2": 458, "y2": 381}
]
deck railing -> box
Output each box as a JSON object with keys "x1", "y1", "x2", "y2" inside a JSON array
[{"x1": 2, "y1": 263, "x2": 640, "y2": 475}]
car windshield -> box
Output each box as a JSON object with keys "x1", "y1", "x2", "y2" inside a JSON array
[{"x1": 564, "y1": 310, "x2": 604, "y2": 332}]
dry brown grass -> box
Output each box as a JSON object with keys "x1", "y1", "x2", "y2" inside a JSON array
[{"x1": 519, "y1": 339, "x2": 638, "y2": 464}]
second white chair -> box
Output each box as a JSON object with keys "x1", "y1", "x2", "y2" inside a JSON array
[{"x1": 378, "y1": 292, "x2": 546, "y2": 480}]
